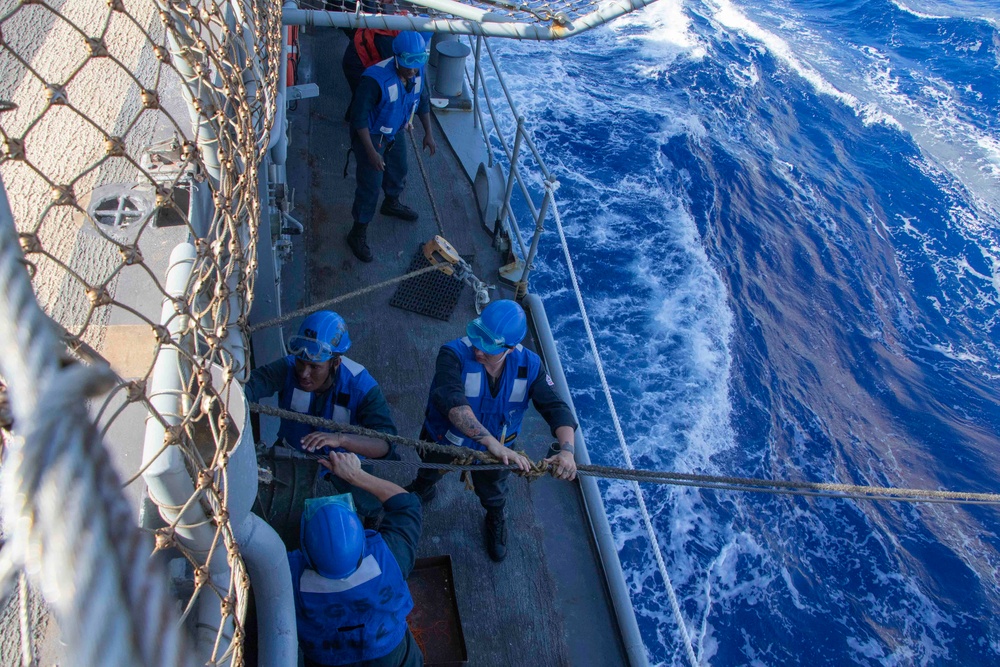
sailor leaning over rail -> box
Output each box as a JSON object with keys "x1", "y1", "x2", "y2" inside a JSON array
[
  {"x1": 289, "y1": 452, "x2": 425, "y2": 667},
  {"x1": 406, "y1": 299, "x2": 578, "y2": 562},
  {"x1": 347, "y1": 31, "x2": 437, "y2": 263},
  {"x1": 244, "y1": 310, "x2": 398, "y2": 516}
]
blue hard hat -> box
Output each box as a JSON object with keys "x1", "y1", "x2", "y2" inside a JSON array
[
  {"x1": 288, "y1": 311, "x2": 351, "y2": 362},
  {"x1": 393, "y1": 31, "x2": 428, "y2": 69},
  {"x1": 466, "y1": 300, "x2": 527, "y2": 355},
  {"x1": 301, "y1": 503, "x2": 365, "y2": 579}
]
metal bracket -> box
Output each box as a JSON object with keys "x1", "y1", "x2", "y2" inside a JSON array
[
  {"x1": 287, "y1": 83, "x2": 319, "y2": 102},
  {"x1": 497, "y1": 259, "x2": 525, "y2": 287}
]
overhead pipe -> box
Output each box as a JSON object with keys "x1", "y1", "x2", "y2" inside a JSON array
[{"x1": 280, "y1": 0, "x2": 660, "y2": 39}]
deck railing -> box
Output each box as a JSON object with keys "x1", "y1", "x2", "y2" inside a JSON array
[{"x1": 462, "y1": 34, "x2": 558, "y2": 296}]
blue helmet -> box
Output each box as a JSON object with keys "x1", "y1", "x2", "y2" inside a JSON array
[
  {"x1": 392, "y1": 31, "x2": 428, "y2": 69},
  {"x1": 466, "y1": 300, "x2": 527, "y2": 355},
  {"x1": 288, "y1": 311, "x2": 351, "y2": 363},
  {"x1": 301, "y1": 503, "x2": 365, "y2": 579}
]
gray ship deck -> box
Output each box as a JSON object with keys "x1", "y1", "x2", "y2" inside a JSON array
[{"x1": 270, "y1": 29, "x2": 627, "y2": 666}]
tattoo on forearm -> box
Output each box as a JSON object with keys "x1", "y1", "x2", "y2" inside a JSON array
[{"x1": 452, "y1": 406, "x2": 492, "y2": 443}]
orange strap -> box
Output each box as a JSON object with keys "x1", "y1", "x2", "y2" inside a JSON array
[{"x1": 354, "y1": 29, "x2": 399, "y2": 68}]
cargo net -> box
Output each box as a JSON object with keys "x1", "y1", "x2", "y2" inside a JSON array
[{"x1": 0, "y1": 0, "x2": 281, "y2": 665}]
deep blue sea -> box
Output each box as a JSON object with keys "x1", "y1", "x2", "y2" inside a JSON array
[{"x1": 488, "y1": 1, "x2": 1000, "y2": 664}]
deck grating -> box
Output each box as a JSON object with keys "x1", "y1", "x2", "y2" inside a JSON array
[{"x1": 389, "y1": 247, "x2": 466, "y2": 321}]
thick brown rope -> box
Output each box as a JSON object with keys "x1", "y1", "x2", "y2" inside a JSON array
[{"x1": 248, "y1": 403, "x2": 1000, "y2": 505}]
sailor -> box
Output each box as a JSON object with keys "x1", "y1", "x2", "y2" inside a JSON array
[
  {"x1": 346, "y1": 30, "x2": 437, "y2": 263},
  {"x1": 244, "y1": 310, "x2": 397, "y2": 512},
  {"x1": 289, "y1": 452, "x2": 424, "y2": 667},
  {"x1": 405, "y1": 299, "x2": 579, "y2": 562}
]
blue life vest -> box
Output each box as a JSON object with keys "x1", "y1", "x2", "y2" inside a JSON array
[
  {"x1": 423, "y1": 337, "x2": 541, "y2": 452},
  {"x1": 362, "y1": 58, "x2": 423, "y2": 140},
  {"x1": 276, "y1": 355, "x2": 378, "y2": 451},
  {"x1": 289, "y1": 532, "x2": 413, "y2": 664}
]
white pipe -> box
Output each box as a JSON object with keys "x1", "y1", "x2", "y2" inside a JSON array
[
  {"x1": 236, "y1": 513, "x2": 298, "y2": 665},
  {"x1": 281, "y1": 0, "x2": 661, "y2": 39},
  {"x1": 394, "y1": 0, "x2": 510, "y2": 24},
  {"x1": 268, "y1": 4, "x2": 294, "y2": 157},
  {"x1": 222, "y1": 268, "x2": 249, "y2": 381},
  {"x1": 141, "y1": 243, "x2": 234, "y2": 662},
  {"x1": 164, "y1": 30, "x2": 222, "y2": 183}
]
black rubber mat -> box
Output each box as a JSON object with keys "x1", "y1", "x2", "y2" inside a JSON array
[{"x1": 389, "y1": 247, "x2": 466, "y2": 321}]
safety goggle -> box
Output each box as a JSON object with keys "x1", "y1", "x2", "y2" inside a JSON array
[
  {"x1": 288, "y1": 335, "x2": 337, "y2": 362},
  {"x1": 466, "y1": 317, "x2": 509, "y2": 356},
  {"x1": 395, "y1": 50, "x2": 428, "y2": 69}
]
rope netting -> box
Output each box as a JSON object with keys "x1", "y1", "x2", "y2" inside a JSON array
[{"x1": 0, "y1": 0, "x2": 281, "y2": 663}]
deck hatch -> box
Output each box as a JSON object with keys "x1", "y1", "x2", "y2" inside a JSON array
[{"x1": 389, "y1": 246, "x2": 469, "y2": 321}]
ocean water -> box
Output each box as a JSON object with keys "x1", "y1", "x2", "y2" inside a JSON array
[{"x1": 488, "y1": 0, "x2": 1000, "y2": 664}]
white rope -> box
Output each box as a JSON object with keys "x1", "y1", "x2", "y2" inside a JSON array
[
  {"x1": 0, "y1": 179, "x2": 195, "y2": 667},
  {"x1": 547, "y1": 182, "x2": 700, "y2": 667},
  {"x1": 18, "y1": 573, "x2": 33, "y2": 667}
]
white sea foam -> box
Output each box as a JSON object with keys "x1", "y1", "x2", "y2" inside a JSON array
[
  {"x1": 887, "y1": 0, "x2": 951, "y2": 20},
  {"x1": 613, "y1": 0, "x2": 707, "y2": 63},
  {"x1": 489, "y1": 4, "x2": 1000, "y2": 661},
  {"x1": 701, "y1": 0, "x2": 901, "y2": 128},
  {"x1": 888, "y1": 0, "x2": 1000, "y2": 24}
]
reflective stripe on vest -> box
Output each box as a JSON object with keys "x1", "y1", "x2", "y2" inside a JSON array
[
  {"x1": 423, "y1": 337, "x2": 542, "y2": 452},
  {"x1": 362, "y1": 58, "x2": 423, "y2": 140},
  {"x1": 289, "y1": 533, "x2": 413, "y2": 664},
  {"x1": 276, "y1": 355, "x2": 378, "y2": 450}
]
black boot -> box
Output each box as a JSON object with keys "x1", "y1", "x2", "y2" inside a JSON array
[
  {"x1": 346, "y1": 222, "x2": 373, "y2": 262},
  {"x1": 404, "y1": 478, "x2": 438, "y2": 505},
  {"x1": 380, "y1": 196, "x2": 419, "y2": 221},
  {"x1": 484, "y1": 507, "x2": 507, "y2": 562}
]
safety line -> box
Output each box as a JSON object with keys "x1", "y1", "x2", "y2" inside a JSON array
[
  {"x1": 408, "y1": 128, "x2": 446, "y2": 237},
  {"x1": 249, "y1": 403, "x2": 1000, "y2": 505},
  {"x1": 546, "y1": 188, "x2": 699, "y2": 667}
]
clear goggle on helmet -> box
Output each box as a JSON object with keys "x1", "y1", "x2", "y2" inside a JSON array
[
  {"x1": 395, "y1": 50, "x2": 428, "y2": 69},
  {"x1": 466, "y1": 317, "x2": 509, "y2": 355},
  {"x1": 287, "y1": 335, "x2": 338, "y2": 363}
]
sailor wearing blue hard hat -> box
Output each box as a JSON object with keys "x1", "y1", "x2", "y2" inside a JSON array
[
  {"x1": 244, "y1": 311, "x2": 398, "y2": 512},
  {"x1": 407, "y1": 299, "x2": 579, "y2": 562},
  {"x1": 289, "y1": 452, "x2": 424, "y2": 667},
  {"x1": 346, "y1": 30, "x2": 436, "y2": 263}
]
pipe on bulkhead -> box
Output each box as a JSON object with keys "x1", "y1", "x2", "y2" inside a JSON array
[
  {"x1": 268, "y1": 3, "x2": 297, "y2": 164},
  {"x1": 164, "y1": 31, "x2": 222, "y2": 183},
  {"x1": 236, "y1": 512, "x2": 298, "y2": 664},
  {"x1": 141, "y1": 243, "x2": 233, "y2": 661}
]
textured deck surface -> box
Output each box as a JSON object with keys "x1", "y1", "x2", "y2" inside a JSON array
[{"x1": 276, "y1": 29, "x2": 627, "y2": 666}]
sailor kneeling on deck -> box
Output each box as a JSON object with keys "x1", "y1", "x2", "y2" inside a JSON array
[
  {"x1": 289, "y1": 452, "x2": 424, "y2": 667},
  {"x1": 347, "y1": 30, "x2": 437, "y2": 263},
  {"x1": 406, "y1": 299, "x2": 579, "y2": 562},
  {"x1": 244, "y1": 310, "x2": 397, "y2": 515}
]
